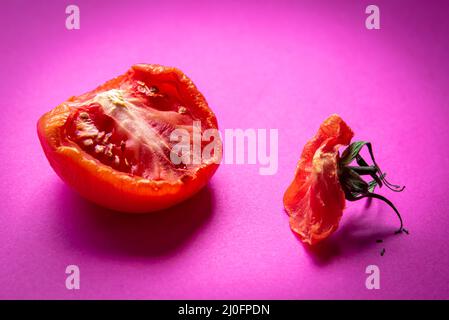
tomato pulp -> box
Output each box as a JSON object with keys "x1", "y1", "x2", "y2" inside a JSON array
[{"x1": 38, "y1": 64, "x2": 221, "y2": 213}]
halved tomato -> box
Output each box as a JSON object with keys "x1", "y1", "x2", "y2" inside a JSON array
[{"x1": 38, "y1": 64, "x2": 221, "y2": 213}]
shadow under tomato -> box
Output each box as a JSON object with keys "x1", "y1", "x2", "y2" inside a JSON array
[
  {"x1": 302, "y1": 205, "x2": 401, "y2": 266},
  {"x1": 54, "y1": 183, "x2": 215, "y2": 259}
]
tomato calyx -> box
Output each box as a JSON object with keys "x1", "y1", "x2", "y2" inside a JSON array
[{"x1": 337, "y1": 141, "x2": 408, "y2": 235}]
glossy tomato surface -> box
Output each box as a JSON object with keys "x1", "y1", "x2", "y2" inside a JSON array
[{"x1": 38, "y1": 64, "x2": 221, "y2": 213}]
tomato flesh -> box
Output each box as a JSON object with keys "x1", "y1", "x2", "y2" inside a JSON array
[{"x1": 64, "y1": 87, "x2": 194, "y2": 181}]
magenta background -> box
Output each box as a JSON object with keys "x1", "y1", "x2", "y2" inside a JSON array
[{"x1": 1, "y1": 0, "x2": 449, "y2": 299}]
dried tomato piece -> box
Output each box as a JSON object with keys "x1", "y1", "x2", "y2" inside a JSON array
[
  {"x1": 284, "y1": 114, "x2": 406, "y2": 245},
  {"x1": 283, "y1": 114, "x2": 353, "y2": 245}
]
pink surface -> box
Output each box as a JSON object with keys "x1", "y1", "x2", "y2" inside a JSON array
[{"x1": 1, "y1": 0, "x2": 449, "y2": 299}]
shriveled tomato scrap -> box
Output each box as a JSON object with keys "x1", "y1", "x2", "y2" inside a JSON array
[
  {"x1": 38, "y1": 64, "x2": 221, "y2": 213},
  {"x1": 284, "y1": 114, "x2": 406, "y2": 246},
  {"x1": 283, "y1": 114, "x2": 354, "y2": 245}
]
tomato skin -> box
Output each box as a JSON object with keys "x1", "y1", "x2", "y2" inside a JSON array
[
  {"x1": 283, "y1": 114, "x2": 354, "y2": 245},
  {"x1": 37, "y1": 64, "x2": 220, "y2": 213}
]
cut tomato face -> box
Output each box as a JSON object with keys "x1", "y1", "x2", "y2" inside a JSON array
[
  {"x1": 38, "y1": 64, "x2": 221, "y2": 213},
  {"x1": 283, "y1": 114, "x2": 354, "y2": 245}
]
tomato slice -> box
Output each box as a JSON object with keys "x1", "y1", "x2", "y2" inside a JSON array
[
  {"x1": 38, "y1": 64, "x2": 221, "y2": 213},
  {"x1": 283, "y1": 114, "x2": 354, "y2": 245}
]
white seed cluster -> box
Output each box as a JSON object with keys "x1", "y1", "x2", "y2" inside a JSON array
[{"x1": 76, "y1": 112, "x2": 129, "y2": 169}]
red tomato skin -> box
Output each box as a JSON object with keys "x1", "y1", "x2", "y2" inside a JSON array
[
  {"x1": 37, "y1": 64, "x2": 221, "y2": 213},
  {"x1": 283, "y1": 114, "x2": 354, "y2": 245}
]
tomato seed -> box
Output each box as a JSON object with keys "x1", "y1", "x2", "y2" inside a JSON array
[
  {"x1": 103, "y1": 132, "x2": 112, "y2": 144},
  {"x1": 149, "y1": 86, "x2": 159, "y2": 93},
  {"x1": 79, "y1": 112, "x2": 89, "y2": 120},
  {"x1": 137, "y1": 86, "x2": 147, "y2": 94},
  {"x1": 96, "y1": 131, "x2": 105, "y2": 141},
  {"x1": 95, "y1": 145, "x2": 105, "y2": 154},
  {"x1": 105, "y1": 144, "x2": 114, "y2": 158},
  {"x1": 83, "y1": 139, "x2": 94, "y2": 147}
]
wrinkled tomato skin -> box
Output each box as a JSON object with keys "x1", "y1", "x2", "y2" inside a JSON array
[
  {"x1": 37, "y1": 64, "x2": 221, "y2": 213},
  {"x1": 283, "y1": 114, "x2": 353, "y2": 245}
]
